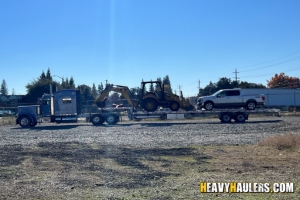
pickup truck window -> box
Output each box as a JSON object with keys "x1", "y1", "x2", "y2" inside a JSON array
[
  {"x1": 227, "y1": 90, "x2": 240, "y2": 96},
  {"x1": 218, "y1": 91, "x2": 227, "y2": 97}
]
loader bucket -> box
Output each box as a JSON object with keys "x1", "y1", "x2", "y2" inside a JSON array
[
  {"x1": 183, "y1": 105, "x2": 195, "y2": 111},
  {"x1": 96, "y1": 98, "x2": 107, "y2": 108}
]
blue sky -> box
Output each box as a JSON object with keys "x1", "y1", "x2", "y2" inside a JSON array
[{"x1": 1, "y1": 0, "x2": 300, "y2": 97}]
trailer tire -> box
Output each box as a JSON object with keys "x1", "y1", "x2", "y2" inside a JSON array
[
  {"x1": 92, "y1": 114, "x2": 105, "y2": 125},
  {"x1": 30, "y1": 122, "x2": 37, "y2": 127},
  {"x1": 220, "y1": 113, "x2": 232, "y2": 123},
  {"x1": 106, "y1": 114, "x2": 119, "y2": 125},
  {"x1": 19, "y1": 116, "x2": 31, "y2": 128},
  {"x1": 142, "y1": 98, "x2": 158, "y2": 112},
  {"x1": 246, "y1": 101, "x2": 256, "y2": 110},
  {"x1": 169, "y1": 101, "x2": 180, "y2": 111},
  {"x1": 234, "y1": 113, "x2": 246, "y2": 122},
  {"x1": 204, "y1": 101, "x2": 214, "y2": 110}
]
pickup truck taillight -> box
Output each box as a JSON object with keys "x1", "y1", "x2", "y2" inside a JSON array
[{"x1": 262, "y1": 96, "x2": 265, "y2": 101}]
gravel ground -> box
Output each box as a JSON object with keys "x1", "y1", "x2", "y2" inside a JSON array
[{"x1": 0, "y1": 116, "x2": 299, "y2": 147}]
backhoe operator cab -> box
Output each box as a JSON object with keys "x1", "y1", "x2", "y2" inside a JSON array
[{"x1": 141, "y1": 81, "x2": 189, "y2": 112}]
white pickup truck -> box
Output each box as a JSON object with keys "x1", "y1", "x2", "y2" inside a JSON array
[{"x1": 197, "y1": 89, "x2": 265, "y2": 110}]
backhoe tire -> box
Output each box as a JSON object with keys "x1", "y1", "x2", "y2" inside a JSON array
[
  {"x1": 204, "y1": 101, "x2": 214, "y2": 110},
  {"x1": 19, "y1": 116, "x2": 31, "y2": 128},
  {"x1": 106, "y1": 114, "x2": 119, "y2": 125},
  {"x1": 169, "y1": 101, "x2": 180, "y2": 111},
  {"x1": 92, "y1": 114, "x2": 105, "y2": 125},
  {"x1": 142, "y1": 99, "x2": 158, "y2": 112}
]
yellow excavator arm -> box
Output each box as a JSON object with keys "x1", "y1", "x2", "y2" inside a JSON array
[{"x1": 94, "y1": 84, "x2": 137, "y2": 108}]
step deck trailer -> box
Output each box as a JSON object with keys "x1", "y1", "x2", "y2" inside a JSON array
[{"x1": 90, "y1": 107, "x2": 281, "y2": 125}]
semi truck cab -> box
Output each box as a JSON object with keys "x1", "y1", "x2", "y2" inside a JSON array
[{"x1": 16, "y1": 89, "x2": 81, "y2": 127}]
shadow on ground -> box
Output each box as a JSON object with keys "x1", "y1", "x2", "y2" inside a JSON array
[{"x1": 0, "y1": 142, "x2": 211, "y2": 189}]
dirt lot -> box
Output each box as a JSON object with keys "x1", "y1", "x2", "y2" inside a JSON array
[{"x1": 0, "y1": 116, "x2": 300, "y2": 199}]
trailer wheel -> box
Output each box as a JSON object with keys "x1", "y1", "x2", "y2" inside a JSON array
[
  {"x1": 246, "y1": 101, "x2": 256, "y2": 110},
  {"x1": 19, "y1": 116, "x2": 31, "y2": 128},
  {"x1": 234, "y1": 113, "x2": 246, "y2": 122},
  {"x1": 106, "y1": 114, "x2": 119, "y2": 125},
  {"x1": 220, "y1": 113, "x2": 232, "y2": 123},
  {"x1": 169, "y1": 101, "x2": 180, "y2": 111},
  {"x1": 92, "y1": 114, "x2": 105, "y2": 125}
]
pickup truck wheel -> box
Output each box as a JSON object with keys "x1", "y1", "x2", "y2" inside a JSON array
[
  {"x1": 142, "y1": 99, "x2": 158, "y2": 112},
  {"x1": 19, "y1": 116, "x2": 31, "y2": 128},
  {"x1": 220, "y1": 113, "x2": 232, "y2": 123},
  {"x1": 234, "y1": 113, "x2": 246, "y2": 122},
  {"x1": 169, "y1": 101, "x2": 180, "y2": 111},
  {"x1": 246, "y1": 101, "x2": 256, "y2": 110},
  {"x1": 106, "y1": 114, "x2": 119, "y2": 125},
  {"x1": 204, "y1": 101, "x2": 214, "y2": 110},
  {"x1": 92, "y1": 114, "x2": 105, "y2": 125}
]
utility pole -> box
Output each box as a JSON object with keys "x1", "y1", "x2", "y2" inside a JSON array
[
  {"x1": 198, "y1": 80, "x2": 201, "y2": 94},
  {"x1": 233, "y1": 68, "x2": 240, "y2": 82},
  {"x1": 105, "y1": 79, "x2": 108, "y2": 87}
]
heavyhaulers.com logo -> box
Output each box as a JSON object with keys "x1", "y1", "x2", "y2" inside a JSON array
[{"x1": 200, "y1": 182, "x2": 294, "y2": 193}]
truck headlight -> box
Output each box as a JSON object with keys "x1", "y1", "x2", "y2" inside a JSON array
[{"x1": 198, "y1": 99, "x2": 203, "y2": 103}]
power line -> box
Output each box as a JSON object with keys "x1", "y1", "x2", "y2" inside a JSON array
[
  {"x1": 239, "y1": 55, "x2": 300, "y2": 73},
  {"x1": 239, "y1": 50, "x2": 300, "y2": 69},
  {"x1": 239, "y1": 66, "x2": 300, "y2": 78}
]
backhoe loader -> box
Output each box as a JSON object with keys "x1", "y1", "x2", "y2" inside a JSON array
[{"x1": 94, "y1": 81, "x2": 194, "y2": 112}]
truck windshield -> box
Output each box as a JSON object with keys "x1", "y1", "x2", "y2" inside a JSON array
[{"x1": 212, "y1": 90, "x2": 222, "y2": 96}]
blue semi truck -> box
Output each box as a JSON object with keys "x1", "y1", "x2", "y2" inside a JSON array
[{"x1": 16, "y1": 89, "x2": 121, "y2": 127}]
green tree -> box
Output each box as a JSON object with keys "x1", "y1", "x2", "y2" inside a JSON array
[
  {"x1": 69, "y1": 76, "x2": 75, "y2": 88},
  {"x1": 155, "y1": 77, "x2": 162, "y2": 90},
  {"x1": 91, "y1": 83, "x2": 97, "y2": 98},
  {"x1": 25, "y1": 79, "x2": 60, "y2": 103},
  {"x1": 98, "y1": 82, "x2": 104, "y2": 95},
  {"x1": 140, "y1": 79, "x2": 147, "y2": 96},
  {"x1": 239, "y1": 81, "x2": 266, "y2": 88},
  {"x1": 0, "y1": 79, "x2": 8, "y2": 95},
  {"x1": 46, "y1": 68, "x2": 52, "y2": 80},
  {"x1": 163, "y1": 75, "x2": 172, "y2": 93},
  {"x1": 40, "y1": 71, "x2": 46, "y2": 79},
  {"x1": 149, "y1": 79, "x2": 154, "y2": 92},
  {"x1": 199, "y1": 81, "x2": 217, "y2": 96},
  {"x1": 76, "y1": 84, "x2": 92, "y2": 101},
  {"x1": 216, "y1": 77, "x2": 233, "y2": 90}
]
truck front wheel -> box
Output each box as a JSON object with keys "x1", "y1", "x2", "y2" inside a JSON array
[{"x1": 19, "y1": 116, "x2": 31, "y2": 128}]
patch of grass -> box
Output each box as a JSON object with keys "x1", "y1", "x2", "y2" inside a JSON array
[
  {"x1": 0, "y1": 116, "x2": 15, "y2": 125},
  {"x1": 259, "y1": 133, "x2": 300, "y2": 150},
  {"x1": 0, "y1": 143, "x2": 300, "y2": 199}
]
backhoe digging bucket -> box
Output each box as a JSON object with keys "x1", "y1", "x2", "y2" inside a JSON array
[{"x1": 96, "y1": 98, "x2": 107, "y2": 108}]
